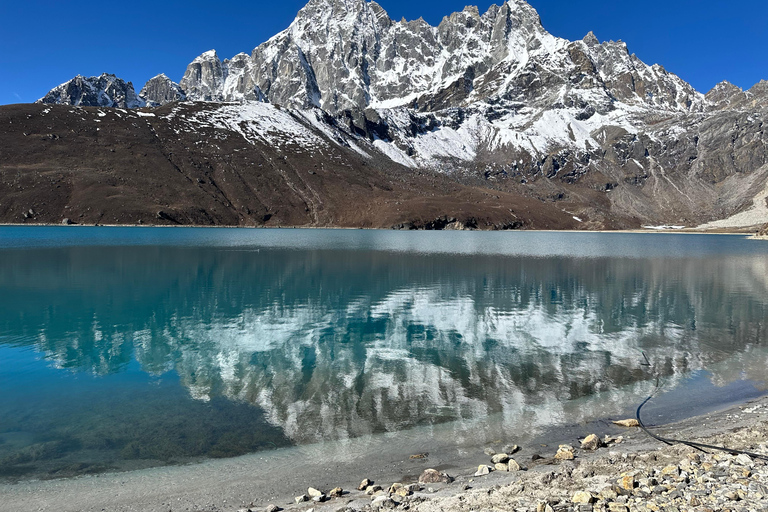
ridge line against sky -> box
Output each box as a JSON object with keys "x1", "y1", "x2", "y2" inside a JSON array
[{"x1": 0, "y1": 0, "x2": 766, "y2": 106}]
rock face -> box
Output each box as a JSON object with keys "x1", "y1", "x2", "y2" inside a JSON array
[
  {"x1": 179, "y1": 50, "x2": 266, "y2": 103},
  {"x1": 139, "y1": 74, "x2": 186, "y2": 106},
  {"x1": 37, "y1": 73, "x2": 145, "y2": 108}
]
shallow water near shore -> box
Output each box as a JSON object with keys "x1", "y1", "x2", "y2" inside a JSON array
[{"x1": 1, "y1": 226, "x2": 767, "y2": 483}]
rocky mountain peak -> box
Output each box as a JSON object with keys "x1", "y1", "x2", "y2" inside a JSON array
[
  {"x1": 37, "y1": 0, "x2": 709, "y2": 117},
  {"x1": 139, "y1": 73, "x2": 186, "y2": 106},
  {"x1": 583, "y1": 31, "x2": 600, "y2": 47},
  {"x1": 180, "y1": 50, "x2": 226, "y2": 102},
  {"x1": 37, "y1": 73, "x2": 145, "y2": 108},
  {"x1": 705, "y1": 79, "x2": 768, "y2": 110}
]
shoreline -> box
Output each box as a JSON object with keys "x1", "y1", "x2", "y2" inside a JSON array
[
  {"x1": 2, "y1": 392, "x2": 767, "y2": 512},
  {"x1": 0, "y1": 222, "x2": 764, "y2": 236}
]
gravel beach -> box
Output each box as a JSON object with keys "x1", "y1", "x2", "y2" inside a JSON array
[{"x1": 2, "y1": 394, "x2": 768, "y2": 512}]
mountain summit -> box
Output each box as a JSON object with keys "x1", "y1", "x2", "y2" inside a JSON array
[
  {"x1": 37, "y1": 73, "x2": 144, "y2": 109},
  {"x1": 178, "y1": 0, "x2": 700, "y2": 114}
]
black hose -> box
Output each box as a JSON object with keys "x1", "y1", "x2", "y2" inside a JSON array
[{"x1": 635, "y1": 391, "x2": 768, "y2": 461}]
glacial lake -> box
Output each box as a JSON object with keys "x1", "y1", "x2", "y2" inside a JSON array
[{"x1": 1, "y1": 226, "x2": 768, "y2": 482}]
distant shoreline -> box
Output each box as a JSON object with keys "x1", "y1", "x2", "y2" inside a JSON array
[{"x1": 0, "y1": 222, "x2": 764, "y2": 236}]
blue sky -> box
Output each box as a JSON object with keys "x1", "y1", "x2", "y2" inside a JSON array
[{"x1": 1, "y1": 0, "x2": 765, "y2": 105}]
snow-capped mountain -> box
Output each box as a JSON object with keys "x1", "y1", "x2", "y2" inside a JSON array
[
  {"x1": 179, "y1": 0, "x2": 701, "y2": 114},
  {"x1": 16, "y1": 0, "x2": 768, "y2": 230},
  {"x1": 37, "y1": 73, "x2": 145, "y2": 109}
]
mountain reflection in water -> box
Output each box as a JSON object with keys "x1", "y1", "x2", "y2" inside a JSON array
[{"x1": 1, "y1": 230, "x2": 767, "y2": 479}]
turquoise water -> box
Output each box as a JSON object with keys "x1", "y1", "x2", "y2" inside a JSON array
[{"x1": 1, "y1": 227, "x2": 768, "y2": 481}]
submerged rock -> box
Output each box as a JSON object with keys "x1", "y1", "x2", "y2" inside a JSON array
[{"x1": 419, "y1": 468, "x2": 453, "y2": 484}]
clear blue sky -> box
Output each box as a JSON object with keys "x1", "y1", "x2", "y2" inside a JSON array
[{"x1": 1, "y1": 0, "x2": 765, "y2": 105}]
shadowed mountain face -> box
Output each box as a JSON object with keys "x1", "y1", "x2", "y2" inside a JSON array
[
  {"x1": 1, "y1": 231, "x2": 768, "y2": 480},
  {"x1": 9, "y1": 0, "x2": 767, "y2": 230}
]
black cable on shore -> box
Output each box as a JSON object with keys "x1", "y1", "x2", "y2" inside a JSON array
[{"x1": 634, "y1": 357, "x2": 768, "y2": 461}]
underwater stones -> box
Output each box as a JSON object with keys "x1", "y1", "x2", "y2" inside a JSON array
[{"x1": 418, "y1": 468, "x2": 453, "y2": 484}]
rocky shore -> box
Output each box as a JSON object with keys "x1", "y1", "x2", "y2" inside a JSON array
[
  {"x1": 3, "y1": 396, "x2": 768, "y2": 512},
  {"x1": 237, "y1": 399, "x2": 768, "y2": 512}
]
